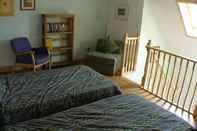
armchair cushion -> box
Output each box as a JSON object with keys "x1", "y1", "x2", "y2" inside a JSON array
[
  {"x1": 96, "y1": 39, "x2": 111, "y2": 53},
  {"x1": 33, "y1": 48, "x2": 49, "y2": 65},
  {"x1": 35, "y1": 54, "x2": 49, "y2": 65},
  {"x1": 11, "y1": 37, "x2": 32, "y2": 53},
  {"x1": 110, "y1": 39, "x2": 120, "y2": 54},
  {"x1": 33, "y1": 48, "x2": 48, "y2": 55},
  {"x1": 96, "y1": 38, "x2": 122, "y2": 54}
]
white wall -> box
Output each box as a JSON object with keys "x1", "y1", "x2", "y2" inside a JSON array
[
  {"x1": 106, "y1": 0, "x2": 144, "y2": 84},
  {"x1": 133, "y1": 0, "x2": 170, "y2": 84},
  {"x1": 141, "y1": 0, "x2": 197, "y2": 60},
  {"x1": 107, "y1": 0, "x2": 144, "y2": 40}
]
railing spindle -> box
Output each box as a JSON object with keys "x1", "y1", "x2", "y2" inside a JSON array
[
  {"x1": 126, "y1": 40, "x2": 130, "y2": 72},
  {"x1": 152, "y1": 51, "x2": 161, "y2": 93},
  {"x1": 129, "y1": 40, "x2": 134, "y2": 71},
  {"x1": 156, "y1": 53, "x2": 166, "y2": 95},
  {"x1": 131, "y1": 40, "x2": 136, "y2": 71},
  {"x1": 172, "y1": 59, "x2": 183, "y2": 104},
  {"x1": 189, "y1": 82, "x2": 197, "y2": 112},
  {"x1": 183, "y1": 63, "x2": 196, "y2": 109},
  {"x1": 161, "y1": 55, "x2": 171, "y2": 98},
  {"x1": 133, "y1": 39, "x2": 139, "y2": 71},
  {"x1": 177, "y1": 60, "x2": 189, "y2": 106},
  {"x1": 167, "y1": 57, "x2": 177, "y2": 101},
  {"x1": 147, "y1": 49, "x2": 156, "y2": 91},
  {"x1": 126, "y1": 41, "x2": 132, "y2": 72}
]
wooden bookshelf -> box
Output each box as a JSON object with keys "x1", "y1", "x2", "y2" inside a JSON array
[{"x1": 42, "y1": 14, "x2": 74, "y2": 67}]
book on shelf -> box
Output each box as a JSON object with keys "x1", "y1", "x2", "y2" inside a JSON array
[{"x1": 47, "y1": 23, "x2": 68, "y2": 33}]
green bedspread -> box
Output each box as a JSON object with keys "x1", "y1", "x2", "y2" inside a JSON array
[
  {"x1": 0, "y1": 65, "x2": 121, "y2": 125},
  {"x1": 4, "y1": 95, "x2": 193, "y2": 131}
]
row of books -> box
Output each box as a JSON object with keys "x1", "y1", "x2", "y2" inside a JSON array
[{"x1": 47, "y1": 23, "x2": 69, "y2": 33}]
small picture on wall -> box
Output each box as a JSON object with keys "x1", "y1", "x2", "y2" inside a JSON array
[
  {"x1": 0, "y1": 0, "x2": 15, "y2": 16},
  {"x1": 20, "y1": 0, "x2": 35, "y2": 10},
  {"x1": 114, "y1": 4, "x2": 130, "y2": 21}
]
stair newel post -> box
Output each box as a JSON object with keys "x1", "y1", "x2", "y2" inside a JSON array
[
  {"x1": 121, "y1": 33, "x2": 129, "y2": 76},
  {"x1": 141, "y1": 40, "x2": 152, "y2": 88}
]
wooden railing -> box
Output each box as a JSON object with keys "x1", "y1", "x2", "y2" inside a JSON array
[
  {"x1": 142, "y1": 40, "x2": 197, "y2": 115},
  {"x1": 121, "y1": 33, "x2": 139, "y2": 75}
]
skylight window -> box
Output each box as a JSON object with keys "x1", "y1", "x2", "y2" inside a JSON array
[{"x1": 178, "y1": 2, "x2": 197, "y2": 37}]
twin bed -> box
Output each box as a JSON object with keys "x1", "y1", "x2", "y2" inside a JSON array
[
  {"x1": 0, "y1": 65, "x2": 194, "y2": 131},
  {"x1": 5, "y1": 95, "x2": 192, "y2": 131}
]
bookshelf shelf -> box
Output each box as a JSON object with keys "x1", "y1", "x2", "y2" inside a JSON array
[
  {"x1": 52, "y1": 47, "x2": 72, "y2": 54},
  {"x1": 46, "y1": 32, "x2": 73, "y2": 35},
  {"x1": 42, "y1": 14, "x2": 74, "y2": 67}
]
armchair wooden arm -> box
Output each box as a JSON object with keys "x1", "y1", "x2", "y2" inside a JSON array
[{"x1": 15, "y1": 51, "x2": 35, "y2": 56}]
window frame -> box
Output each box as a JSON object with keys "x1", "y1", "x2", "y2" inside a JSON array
[{"x1": 177, "y1": 1, "x2": 197, "y2": 38}]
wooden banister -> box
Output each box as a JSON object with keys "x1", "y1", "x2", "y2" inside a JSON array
[
  {"x1": 121, "y1": 33, "x2": 139, "y2": 75},
  {"x1": 142, "y1": 40, "x2": 197, "y2": 115}
]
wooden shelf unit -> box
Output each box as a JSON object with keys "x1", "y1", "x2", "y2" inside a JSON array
[{"x1": 42, "y1": 14, "x2": 74, "y2": 67}]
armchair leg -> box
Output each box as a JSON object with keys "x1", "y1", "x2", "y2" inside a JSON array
[
  {"x1": 33, "y1": 67, "x2": 36, "y2": 72},
  {"x1": 49, "y1": 65, "x2": 51, "y2": 70},
  {"x1": 49, "y1": 62, "x2": 51, "y2": 70}
]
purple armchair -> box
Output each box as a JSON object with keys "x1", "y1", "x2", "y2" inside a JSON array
[{"x1": 11, "y1": 37, "x2": 50, "y2": 72}]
